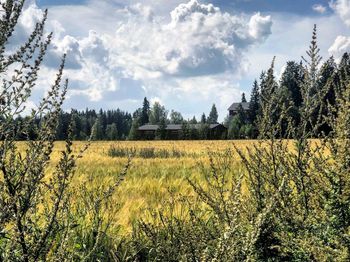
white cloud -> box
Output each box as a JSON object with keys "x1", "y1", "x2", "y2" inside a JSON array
[
  {"x1": 248, "y1": 12, "x2": 272, "y2": 40},
  {"x1": 109, "y1": 0, "x2": 272, "y2": 79},
  {"x1": 13, "y1": 0, "x2": 273, "y2": 120},
  {"x1": 330, "y1": 0, "x2": 350, "y2": 26},
  {"x1": 329, "y1": 1, "x2": 350, "y2": 59},
  {"x1": 329, "y1": 35, "x2": 350, "y2": 59},
  {"x1": 313, "y1": 4, "x2": 327, "y2": 14}
]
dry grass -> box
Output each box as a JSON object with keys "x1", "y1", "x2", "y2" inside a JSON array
[{"x1": 16, "y1": 140, "x2": 293, "y2": 232}]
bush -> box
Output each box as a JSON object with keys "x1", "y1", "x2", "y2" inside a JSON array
[{"x1": 108, "y1": 145, "x2": 185, "y2": 159}]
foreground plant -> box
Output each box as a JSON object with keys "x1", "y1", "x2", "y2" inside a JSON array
[
  {"x1": 0, "y1": 1, "x2": 130, "y2": 261},
  {"x1": 131, "y1": 26, "x2": 350, "y2": 261}
]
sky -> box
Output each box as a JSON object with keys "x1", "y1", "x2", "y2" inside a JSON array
[{"x1": 10, "y1": 0, "x2": 350, "y2": 120}]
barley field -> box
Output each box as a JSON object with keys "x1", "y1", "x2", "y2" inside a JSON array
[{"x1": 24, "y1": 140, "x2": 253, "y2": 232}]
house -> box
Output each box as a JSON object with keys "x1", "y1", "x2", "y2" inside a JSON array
[
  {"x1": 138, "y1": 123, "x2": 227, "y2": 140},
  {"x1": 228, "y1": 102, "x2": 250, "y2": 117}
]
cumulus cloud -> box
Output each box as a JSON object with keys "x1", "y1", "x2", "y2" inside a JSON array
[
  {"x1": 330, "y1": 0, "x2": 350, "y2": 26},
  {"x1": 110, "y1": 0, "x2": 272, "y2": 78},
  {"x1": 14, "y1": 0, "x2": 273, "y2": 118},
  {"x1": 329, "y1": 35, "x2": 350, "y2": 58},
  {"x1": 248, "y1": 12, "x2": 272, "y2": 40},
  {"x1": 313, "y1": 4, "x2": 327, "y2": 14},
  {"x1": 329, "y1": 0, "x2": 350, "y2": 59}
]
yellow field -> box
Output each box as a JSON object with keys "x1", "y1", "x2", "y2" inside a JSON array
[{"x1": 28, "y1": 140, "x2": 251, "y2": 231}]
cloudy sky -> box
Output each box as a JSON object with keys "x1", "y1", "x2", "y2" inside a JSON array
[{"x1": 12, "y1": 0, "x2": 350, "y2": 120}]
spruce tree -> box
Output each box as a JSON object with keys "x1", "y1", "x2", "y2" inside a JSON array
[
  {"x1": 280, "y1": 61, "x2": 304, "y2": 108},
  {"x1": 200, "y1": 113, "x2": 207, "y2": 124},
  {"x1": 242, "y1": 92, "x2": 247, "y2": 103},
  {"x1": 208, "y1": 104, "x2": 218, "y2": 124},
  {"x1": 248, "y1": 80, "x2": 260, "y2": 125},
  {"x1": 141, "y1": 97, "x2": 150, "y2": 125},
  {"x1": 317, "y1": 57, "x2": 337, "y2": 135},
  {"x1": 189, "y1": 116, "x2": 198, "y2": 124}
]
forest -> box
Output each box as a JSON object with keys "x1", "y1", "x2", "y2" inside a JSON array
[{"x1": 11, "y1": 44, "x2": 349, "y2": 141}]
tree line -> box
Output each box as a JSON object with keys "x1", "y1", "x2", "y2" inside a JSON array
[
  {"x1": 8, "y1": 28, "x2": 350, "y2": 142},
  {"x1": 226, "y1": 37, "x2": 350, "y2": 139},
  {"x1": 11, "y1": 100, "x2": 221, "y2": 141}
]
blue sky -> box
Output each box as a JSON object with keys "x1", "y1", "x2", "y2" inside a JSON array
[{"x1": 15, "y1": 0, "x2": 350, "y2": 120}]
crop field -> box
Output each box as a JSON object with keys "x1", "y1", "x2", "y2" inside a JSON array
[{"x1": 18, "y1": 140, "x2": 254, "y2": 231}]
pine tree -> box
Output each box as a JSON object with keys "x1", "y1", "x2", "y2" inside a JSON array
[
  {"x1": 337, "y1": 52, "x2": 350, "y2": 93},
  {"x1": 242, "y1": 93, "x2": 247, "y2": 103},
  {"x1": 280, "y1": 61, "x2": 304, "y2": 108},
  {"x1": 317, "y1": 57, "x2": 337, "y2": 135},
  {"x1": 189, "y1": 116, "x2": 198, "y2": 124},
  {"x1": 141, "y1": 97, "x2": 150, "y2": 125},
  {"x1": 241, "y1": 93, "x2": 247, "y2": 103},
  {"x1": 200, "y1": 113, "x2": 207, "y2": 124},
  {"x1": 208, "y1": 104, "x2": 218, "y2": 124},
  {"x1": 248, "y1": 80, "x2": 260, "y2": 125}
]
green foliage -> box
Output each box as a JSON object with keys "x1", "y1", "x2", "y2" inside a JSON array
[
  {"x1": 108, "y1": 145, "x2": 185, "y2": 159},
  {"x1": 149, "y1": 102, "x2": 168, "y2": 125},
  {"x1": 201, "y1": 113, "x2": 207, "y2": 124},
  {"x1": 0, "y1": 2, "x2": 130, "y2": 261},
  {"x1": 155, "y1": 117, "x2": 167, "y2": 140},
  {"x1": 208, "y1": 104, "x2": 219, "y2": 124},
  {"x1": 141, "y1": 97, "x2": 150, "y2": 125},
  {"x1": 106, "y1": 123, "x2": 118, "y2": 140},
  {"x1": 128, "y1": 117, "x2": 140, "y2": 140},
  {"x1": 241, "y1": 92, "x2": 247, "y2": 103},
  {"x1": 130, "y1": 26, "x2": 350, "y2": 261},
  {"x1": 170, "y1": 110, "x2": 184, "y2": 124}
]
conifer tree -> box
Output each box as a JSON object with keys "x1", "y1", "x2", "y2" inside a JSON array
[
  {"x1": 280, "y1": 61, "x2": 304, "y2": 108},
  {"x1": 106, "y1": 123, "x2": 118, "y2": 140},
  {"x1": 241, "y1": 92, "x2": 247, "y2": 103},
  {"x1": 208, "y1": 104, "x2": 218, "y2": 124},
  {"x1": 248, "y1": 80, "x2": 260, "y2": 125},
  {"x1": 189, "y1": 116, "x2": 197, "y2": 124},
  {"x1": 200, "y1": 113, "x2": 207, "y2": 124},
  {"x1": 141, "y1": 97, "x2": 150, "y2": 125}
]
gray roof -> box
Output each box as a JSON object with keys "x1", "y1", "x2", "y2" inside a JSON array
[
  {"x1": 228, "y1": 102, "x2": 250, "y2": 111},
  {"x1": 138, "y1": 123, "x2": 225, "y2": 131},
  {"x1": 138, "y1": 125, "x2": 159, "y2": 131}
]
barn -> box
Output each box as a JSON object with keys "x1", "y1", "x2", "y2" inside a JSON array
[
  {"x1": 228, "y1": 102, "x2": 250, "y2": 117},
  {"x1": 138, "y1": 123, "x2": 227, "y2": 140}
]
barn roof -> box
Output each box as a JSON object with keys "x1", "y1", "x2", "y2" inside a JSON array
[
  {"x1": 138, "y1": 123, "x2": 226, "y2": 131},
  {"x1": 138, "y1": 125, "x2": 159, "y2": 131},
  {"x1": 228, "y1": 102, "x2": 250, "y2": 111}
]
